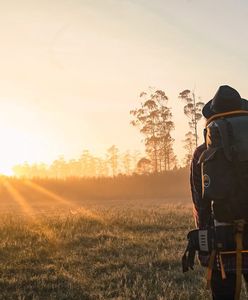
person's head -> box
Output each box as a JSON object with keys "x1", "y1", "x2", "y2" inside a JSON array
[{"x1": 202, "y1": 85, "x2": 248, "y2": 119}]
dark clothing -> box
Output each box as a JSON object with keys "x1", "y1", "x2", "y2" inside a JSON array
[
  {"x1": 190, "y1": 143, "x2": 248, "y2": 299},
  {"x1": 190, "y1": 143, "x2": 210, "y2": 228},
  {"x1": 211, "y1": 271, "x2": 248, "y2": 300},
  {"x1": 190, "y1": 143, "x2": 248, "y2": 271}
]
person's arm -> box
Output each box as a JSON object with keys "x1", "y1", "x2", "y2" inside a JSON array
[{"x1": 190, "y1": 144, "x2": 211, "y2": 228}]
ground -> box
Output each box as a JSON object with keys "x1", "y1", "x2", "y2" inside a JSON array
[{"x1": 0, "y1": 185, "x2": 247, "y2": 299}]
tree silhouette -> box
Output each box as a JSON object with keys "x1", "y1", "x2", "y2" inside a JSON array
[
  {"x1": 122, "y1": 151, "x2": 132, "y2": 175},
  {"x1": 137, "y1": 157, "x2": 151, "y2": 174},
  {"x1": 107, "y1": 145, "x2": 119, "y2": 177},
  {"x1": 130, "y1": 89, "x2": 175, "y2": 172},
  {"x1": 80, "y1": 150, "x2": 93, "y2": 177},
  {"x1": 96, "y1": 157, "x2": 109, "y2": 177},
  {"x1": 183, "y1": 131, "x2": 195, "y2": 166},
  {"x1": 132, "y1": 150, "x2": 141, "y2": 171},
  {"x1": 178, "y1": 90, "x2": 204, "y2": 148}
]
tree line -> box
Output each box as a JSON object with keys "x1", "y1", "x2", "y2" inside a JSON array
[
  {"x1": 12, "y1": 148, "x2": 142, "y2": 178},
  {"x1": 12, "y1": 88, "x2": 204, "y2": 178}
]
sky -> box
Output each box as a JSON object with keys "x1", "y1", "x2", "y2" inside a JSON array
[{"x1": 0, "y1": 0, "x2": 248, "y2": 174}]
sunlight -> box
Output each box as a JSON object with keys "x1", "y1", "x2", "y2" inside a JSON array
[
  {"x1": 0, "y1": 125, "x2": 40, "y2": 176},
  {"x1": 23, "y1": 179, "x2": 104, "y2": 221},
  {"x1": 3, "y1": 179, "x2": 58, "y2": 242},
  {"x1": 0, "y1": 167, "x2": 13, "y2": 176},
  {"x1": 23, "y1": 179, "x2": 75, "y2": 206},
  {"x1": 4, "y1": 180, "x2": 34, "y2": 217}
]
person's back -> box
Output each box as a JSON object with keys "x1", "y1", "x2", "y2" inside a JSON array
[{"x1": 189, "y1": 85, "x2": 248, "y2": 300}]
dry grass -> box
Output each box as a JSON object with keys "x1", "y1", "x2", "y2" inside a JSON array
[
  {"x1": 0, "y1": 177, "x2": 247, "y2": 299},
  {"x1": 0, "y1": 204, "x2": 214, "y2": 300}
]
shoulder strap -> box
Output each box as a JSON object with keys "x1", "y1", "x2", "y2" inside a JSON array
[{"x1": 206, "y1": 110, "x2": 248, "y2": 126}]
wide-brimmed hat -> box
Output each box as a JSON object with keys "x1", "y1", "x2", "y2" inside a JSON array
[{"x1": 202, "y1": 85, "x2": 248, "y2": 119}]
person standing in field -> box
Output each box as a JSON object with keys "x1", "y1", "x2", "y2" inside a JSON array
[{"x1": 190, "y1": 85, "x2": 248, "y2": 300}]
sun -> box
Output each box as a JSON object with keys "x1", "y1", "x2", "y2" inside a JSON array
[
  {"x1": 0, "y1": 121, "x2": 45, "y2": 177},
  {"x1": 0, "y1": 166, "x2": 13, "y2": 176}
]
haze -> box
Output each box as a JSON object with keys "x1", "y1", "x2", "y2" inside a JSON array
[{"x1": 0, "y1": 0, "x2": 247, "y2": 174}]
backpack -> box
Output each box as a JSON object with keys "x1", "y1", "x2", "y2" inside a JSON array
[
  {"x1": 184, "y1": 112, "x2": 248, "y2": 299},
  {"x1": 201, "y1": 111, "x2": 248, "y2": 222}
]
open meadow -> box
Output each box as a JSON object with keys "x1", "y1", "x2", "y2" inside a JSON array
[
  {"x1": 0, "y1": 176, "x2": 247, "y2": 300},
  {"x1": 0, "y1": 203, "x2": 208, "y2": 300},
  {"x1": 0, "y1": 176, "x2": 207, "y2": 300}
]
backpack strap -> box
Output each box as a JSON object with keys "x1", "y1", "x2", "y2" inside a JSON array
[
  {"x1": 206, "y1": 250, "x2": 216, "y2": 289},
  {"x1": 218, "y1": 253, "x2": 227, "y2": 280},
  {"x1": 220, "y1": 220, "x2": 247, "y2": 300},
  {"x1": 206, "y1": 110, "x2": 248, "y2": 126}
]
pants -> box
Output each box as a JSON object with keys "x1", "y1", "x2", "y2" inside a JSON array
[{"x1": 211, "y1": 270, "x2": 248, "y2": 300}]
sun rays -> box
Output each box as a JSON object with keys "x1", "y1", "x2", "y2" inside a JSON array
[
  {"x1": 0, "y1": 177, "x2": 104, "y2": 234},
  {"x1": 3, "y1": 179, "x2": 59, "y2": 242},
  {"x1": 3, "y1": 180, "x2": 35, "y2": 217},
  {"x1": 24, "y1": 179, "x2": 104, "y2": 221},
  {"x1": 23, "y1": 179, "x2": 76, "y2": 207}
]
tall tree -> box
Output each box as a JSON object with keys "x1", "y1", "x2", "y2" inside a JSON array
[
  {"x1": 183, "y1": 131, "x2": 195, "y2": 166},
  {"x1": 68, "y1": 159, "x2": 80, "y2": 177},
  {"x1": 131, "y1": 150, "x2": 142, "y2": 174},
  {"x1": 122, "y1": 151, "x2": 132, "y2": 175},
  {"x1": 107, "y1": 145, "x2": 119, "y2": 176},
  {"x1": 96, "y1": 157, "x2": 109, "y2": 177},
  {"x1": 179, "y1": 90, "x2": 204, "y2": 148},
  {"x1": 130, "y1": 89, "x2": 175, "y2": 172},
  {"x1": 80, "y1": 150, "x2": 93, "y2": 177},
  {"x1": 156, "y1": 90, "x2": 175, "y2": 171}
]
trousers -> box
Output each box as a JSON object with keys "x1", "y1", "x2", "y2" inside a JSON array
[{"x1": 211, "y1": 270, "x2": 248, "y2": 300}]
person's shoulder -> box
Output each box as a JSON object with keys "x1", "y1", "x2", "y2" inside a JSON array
[
  {"x1": 195, "y1": 143, "x2": 206, "y2": 152},
  {"x1": 192, "y1": 143, "x2": 206, "y2": 160}
]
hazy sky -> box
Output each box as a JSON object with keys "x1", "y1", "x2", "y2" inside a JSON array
[{"x1": 0, "y1": 0, "x2": 248, "y2": 173}]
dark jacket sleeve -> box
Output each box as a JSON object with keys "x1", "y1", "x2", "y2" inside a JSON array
[{"x1": 190, "y1": 143, "x2": 211, "y2": 228}]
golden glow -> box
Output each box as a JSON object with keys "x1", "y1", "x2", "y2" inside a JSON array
[
  {"x1": 4, "y1": 180, "x2": 34, "y2": 216},
  {"x1": 0, "y1": 1, "x2": 196, "y2": 171},
  {"x1": 0, "y1": 0, "x2": 236, "y2": 170},
  {"x1": 1, "y1": 178, "x2": 102, "y2": 225},
  {"x1": 24, "y1": 179, "x2": 74, "y2": 206},
  {"x1": 23, "y1": 180, "x2": 103, "y2": 222},
  {"x1": 2, "y1": 178, "x2": 103, "y2": 241},
  {"x1": 3, "y1": 179, "x2": 58, "y2": 241},
  {"x1": 0, "y1": 120, "x2": 44, "y2": 176}
]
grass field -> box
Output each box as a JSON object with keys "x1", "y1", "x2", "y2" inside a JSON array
[
  {"x1": 0, "y1": 201, "x2": 214, "y2": 300},
  {"x1": 0, "y1": 177, "x2": 247, "y2": 300}
]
